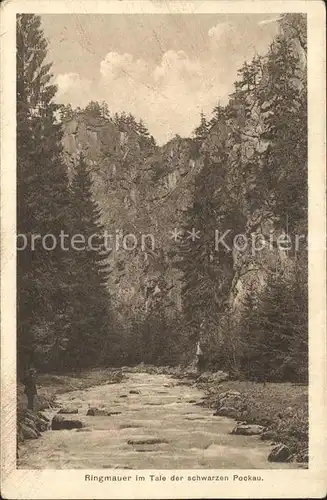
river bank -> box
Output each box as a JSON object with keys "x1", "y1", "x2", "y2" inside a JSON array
[{"x1": 193, "y1": 375, "x2": 308, "y2": 464}]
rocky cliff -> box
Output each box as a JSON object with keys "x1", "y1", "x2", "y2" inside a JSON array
[{"x1": 62, "y1": 113, "x2": 201, "y2": 330}]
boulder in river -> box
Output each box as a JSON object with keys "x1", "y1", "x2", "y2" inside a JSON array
[
  {"x1": 268, "y1": 444, "x2": 291, "y2": 462},
  {"x1": 52, "y1": 415, "x2": 83, "y2": 430},
  {"x1": 231, "y1": 423, "x2": 264, "y2": 436},
  {"x1": 86, "y1": 407, "x2": 112, "y2": 416},
  {"x1": 58, "y1": 407, "x2": 79, "y2": 414},
  {"x1": 127, "y1": 438, "x2": 168, "y2": 445}
]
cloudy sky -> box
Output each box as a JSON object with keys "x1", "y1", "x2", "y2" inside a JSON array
[{"x1": 41, "y1": 14, "x2": 280, "y2": 144}]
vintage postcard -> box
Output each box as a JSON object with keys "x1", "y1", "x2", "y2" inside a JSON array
[{"x1": 1, "y1": 0, "x2": 326, "y2": 498}]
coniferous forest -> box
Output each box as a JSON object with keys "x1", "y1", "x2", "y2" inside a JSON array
[{"x1": 17, "y1": 13, "x2": 307, "y2": 384}]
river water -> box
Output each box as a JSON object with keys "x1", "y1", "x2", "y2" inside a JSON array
[{"x1": 18, "y1": 373, "x2": 299, "y2": 469}]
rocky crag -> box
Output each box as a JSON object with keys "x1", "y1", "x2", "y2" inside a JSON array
[{"x1": 62, "y1": 113, "x2": 201, "y2": 344}]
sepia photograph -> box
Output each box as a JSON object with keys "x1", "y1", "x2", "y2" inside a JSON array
[{"x1": 1, "y1": 1, "x2": 326, "y2": 499}]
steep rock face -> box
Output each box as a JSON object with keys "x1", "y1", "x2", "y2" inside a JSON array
[
  {"x1": 200, "y1": 20, "x2": 307, "y2": 317},
  {"x1": 62, "y1": 115, "x2": 200, "y2": 325}
]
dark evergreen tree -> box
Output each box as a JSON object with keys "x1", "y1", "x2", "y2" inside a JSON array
[
  {"x1": 238, "y1": 268, "x2": 308, "y2": 382},
  {"x1": 259, "y1": 24, "x2": 307, "y2": 233},
  {"x1": 193, "y1": 111, "x2": 209, "y2": 150},
  {"x1": 84, "y1": 100, "x2": 102, "y2": 118},
  {"x1": 17, "y1": 14, "x2": 72, "y2": 374},
  {"x1": 67, "y1": 155, "x2": 112, "y2": 370},
  {"x1": 174, "y1": 154, "x2": 234, "y2": 355}
]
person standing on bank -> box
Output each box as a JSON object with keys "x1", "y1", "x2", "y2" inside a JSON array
[
  {"x1": 196, "y1": 321, "x2": 206, "y2": 373},
  {"x1": 24, "y1": 367, "x2": 37, "y2": 410}
]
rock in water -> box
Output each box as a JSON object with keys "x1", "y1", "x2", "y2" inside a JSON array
[
  {"x1": 58, "y1": 407, "x2": 79, "y2": 414},
  {"x1": 52, "y1": 415, "x2": 83, "y2": 430},
  {"x1": 231, "y1": 423, "x2": 264, "y2": 436},
  {"x1": 127, "y1": 438, "x2": 168, "y2": 445},
  {"x1": 86, "y1": 407, "x2": 112, "y2": 416},
  {"x1": 268, "y1": 444, "x2": 291, "y2": 462}
]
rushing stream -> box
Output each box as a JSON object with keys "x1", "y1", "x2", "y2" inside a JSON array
[{"x1": 18, "y1": 373, "x2": 298, "y2": 469}]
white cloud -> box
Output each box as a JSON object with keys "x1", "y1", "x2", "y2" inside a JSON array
[
  {"x1": 100, "y1": 52, "x2": 149, "y2": 81},
  {"x1": 258, "y1": 17, "x2": 282, "y2": 26},
  {"x1": 54, "y1": 20, "x2": 276, "y2": 145},
  {"x1": 208, "y1": 22, "x2": 230, "y2": 41},
  {"x1": 153, "y1": 50, "x2": 201, "y2": 83},
  {"x1": 55, "y1": 73, "x2": 92, "y2": 107}
]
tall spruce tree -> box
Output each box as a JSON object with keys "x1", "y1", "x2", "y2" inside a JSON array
[
  {"x1": 17, "y1": 14, "x2": 72, "y2": 374},
  {"x1": 68, "y1": 155, "x2": 112, "y2": 371},
  {"x1": 175, "y1": 154, "x2": 234, "y2": 358}
]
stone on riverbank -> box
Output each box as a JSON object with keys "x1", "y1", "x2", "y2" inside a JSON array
[
  {"x1": 268, "y1": 444, "x2": 291, "y2": 462},
  {"x1": 52, "y1": 414, "x2": 84, "y2": 430},
  {"x1": 37, "y1": 411, "x2": 50, "y2": 422},
  {"x1": 18, "y1": 409, "x2": 50, "y2": 434},
  {"x1": 260, "y1": 430, "x2": 278, "y2": 441},
  {"x1": 214, "y1": 406, "x2": 238, "y2": 418},
  {"x1": 198, "y1": 371, "x2": 229, "y2": 383},
  {"x1": 231, "y1": 423, "x2": 264, "y2": 436},
  {"x1": 20, "y1": 422, "x2": 38, "y2": 439}
]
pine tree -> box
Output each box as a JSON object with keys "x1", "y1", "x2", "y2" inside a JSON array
[
  {"x1": 67, "y1": 155, "x2": 112, "y2": 370},
  {"x1": 193, "y1": 112, "x2": 209, "y2": 149},
  {"x1": 258, "y1": 16, "x2": 307, "y2": 233},
  {"x1": 17, "y1": 14, "x2": 73, "y2": 374},
  {"x1": 239, "y1": 270, "x2": 308, "y2": 382},
  {"x1": 84, "y1": 101, "x2": 102, "y2": 118},
  {"x1": 175, "y1": 155, "x2": 234, "y2": 354}
]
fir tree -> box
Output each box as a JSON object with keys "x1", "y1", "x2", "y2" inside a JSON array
[
  {"x1": 193, "y1": 112, "x2": 209, "y2": 149},
  {"x1": 175, "y1": 155, "x2": 234, "y2": 352},
  {"x1": 68, "y1": 155, "x2": 112, "y2": 370},
  {"x1": 17, "y1": 14, "x2": 73, "y2": 374}
]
